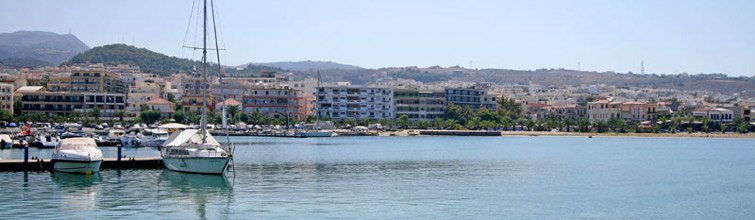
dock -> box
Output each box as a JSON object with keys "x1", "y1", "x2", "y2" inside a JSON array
[
  {"x1": 419, "y1": 130, "x2": 502, "y2": 136},
  {"x1": 0, "y1": 157, "x2": 163, "y2": 172}
]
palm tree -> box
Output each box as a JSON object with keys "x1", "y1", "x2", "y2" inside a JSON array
[
  {"x1": 89, "y1": 107, "x2": 102, "y2": 122},
  {"x1": 577, "y1": 119, "x2": 591, "y2": 132}
]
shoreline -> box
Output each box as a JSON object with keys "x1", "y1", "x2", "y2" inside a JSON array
[{"x1": 381, "y1": 130, "x2": 755, "y2": 139}]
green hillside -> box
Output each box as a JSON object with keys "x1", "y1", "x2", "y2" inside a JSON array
[{"x1": 64, "y1": 44, "x2": 223, "y2": 76}]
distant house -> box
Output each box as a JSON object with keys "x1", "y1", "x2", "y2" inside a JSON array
[{"x1": 145, "y1": 97, "x2": 175, "y2": 118}]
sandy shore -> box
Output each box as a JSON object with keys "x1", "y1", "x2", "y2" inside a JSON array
[{"x1": 381, "y1": 129, "x2": 755, "y2": 138}]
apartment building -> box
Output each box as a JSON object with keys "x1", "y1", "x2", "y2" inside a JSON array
[
  {"x1": 19, "y1": 87, "x2": 126, "y2": 119},
  {"x1": 394, "y1": 88, "x2": 445, "y2": 121},
  {"x1": 316, "y1": 85, "x2": 394, "y2": 121},
  {"x1": 0, "y1": 83, "x2": 13, "y2": 114},
  {"x1": 241, "y1": 87, "x2": 305, "y2": 120},
  {"x1": 445, "y1": 87, "x2": 497, "y2": 111}
]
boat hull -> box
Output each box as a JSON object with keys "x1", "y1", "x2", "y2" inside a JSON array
[
  {"x1": 163, "y1": 157, "x2": 229, "y2": 175},
  {"x1": 53, "y1": 160, "x2": 102, "y2": 174},
  {"x1": 296, "y1": 131, "x2": 334, "y2": 137},
  {"x1": 142, "y1": 139, "x2": 166, "y2": 148}
]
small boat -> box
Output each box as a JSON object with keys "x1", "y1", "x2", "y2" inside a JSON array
[
  {"x1": 0, "y1": 134, "x2": 12, "y2": 149},
  {"x1": 141, "y1": 129, "x2": 169, "y2": 147},
  {"x1": 30, "y1": 133, "x2": 61, "y2": 148},
  {"x1": 52, "y1": 138, "x2": 103, "y2": 174},
  {"x1": 120, "y1": 130, "x2": 142, "y2": 147},
  {"x1": 294, "y1": 130, "x2": 334, "y2": 137}
]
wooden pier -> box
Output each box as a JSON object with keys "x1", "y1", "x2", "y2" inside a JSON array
[{"x1": 0, "y1": 157, "x2": 163, "y2": 172}]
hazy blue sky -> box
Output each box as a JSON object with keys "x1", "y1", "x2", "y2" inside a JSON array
[{"x1": 2, "y1": 0, "x2": 753, "y2": 76}]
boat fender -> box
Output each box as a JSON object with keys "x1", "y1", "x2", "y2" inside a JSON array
[{"x1": 157, "y1": 144, "x2": 161, "y2": 151}]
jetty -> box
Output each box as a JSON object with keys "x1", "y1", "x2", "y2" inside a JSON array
[{"x1": 0, "y1": 157, "x2": 163, "y2": 172}]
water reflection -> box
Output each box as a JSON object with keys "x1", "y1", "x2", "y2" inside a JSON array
[
  {"x1": 52, "y1": 172, "x2": 102, "y2": 211},
  {"x1": 159, "y1": 171, "x2": 232, "y2": 219}
]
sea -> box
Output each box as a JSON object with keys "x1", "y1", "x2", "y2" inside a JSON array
[{"x1": 0, "y1": 136, "x2": 753, "y2": 219}]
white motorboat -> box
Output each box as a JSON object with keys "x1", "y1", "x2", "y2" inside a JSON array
[
  {"x1": 295, "y1": 130, "x2": 334, "y2": 137},
  {"x1": 161, "y1": 129, "x2": 231, "y2": 174},
  {"x1": 40, "y1": 134, "x2": 61, "y2": 148},
  {"x1": 120, "y1": 130, "x2": 142, "y2": 147},
  {"x1": 142, "y1": 128, "x2": 170, "y2": 147},
  {"x1": 52, "y1": 138, "x2": 103, "y2": 174}
]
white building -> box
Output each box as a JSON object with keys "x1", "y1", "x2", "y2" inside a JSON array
[
  {"x1": 692, "y1": 108, "x2": 734, "y2": 123},
  {"x1": 316, "y1": 85, "x2": 394, "y2": 121}
]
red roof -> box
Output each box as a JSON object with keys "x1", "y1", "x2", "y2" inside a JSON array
[
  {"x1": 217, "y1": 98, "x2": 242, "y2": 106},
  {"x1": 146, "y1": 97, "x2": 173, "y2": 105}
]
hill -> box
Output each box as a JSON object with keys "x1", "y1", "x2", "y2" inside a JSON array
[
  {"x1": 0, "y1": 31, "x2": 89, "y2": 67},
  {"x1": 251, "y1": 60, "x2": 362, "y2": 71},
  {"x1": 64, "y1": 44, "x2": 222, "y2": 76}
]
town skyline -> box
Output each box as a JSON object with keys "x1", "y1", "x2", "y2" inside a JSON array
[{"x1": 1, "y1": 0, "x2": 754, "y2": 77}]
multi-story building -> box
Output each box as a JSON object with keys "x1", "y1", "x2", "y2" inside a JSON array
[
  {"x1": 692, "y1": 108, "x2": 734, "y2": 123},
  {"x1": 127, "y1": 79, "x2": 165, "y2": 113},
  {"x1": 587, "y1": 100, "x2": 620, "y2": 122},
  {"x1": 394, "y1": 88, "x2": 445, "y2": 121},
  {"x1": 316, "y1": 85, "x2": 394, "y2": 121},
  {"x1": 588, "y1": 100, "x2": 658, "y2": 122},
  {"x1": 19, "y1": 88, "x2": 126, "y2": 119},
  {"x1": 548, "y1": 104, "x2": 587, "y2": 121},
  {"x1": 47, "y1": 70, "x2": 126, "y2": 94},
  {"x1": 445, "y1": 87, "x2": 497, "y2": 111},
  {"x1": 241, "y1": 87, "x2": 305, "y2": 120},
  {"x1": 0, "y1": 83, "x2": 13, "y2": 114}
]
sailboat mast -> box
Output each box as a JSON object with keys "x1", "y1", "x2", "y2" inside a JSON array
[
  {"x1": 200, "y1": 0, "x2": 208, "y2": 141},
  {"x1": 210, "y1": 0, "x2": 230, "y2": 143}
]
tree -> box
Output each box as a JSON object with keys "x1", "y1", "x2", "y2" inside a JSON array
[
  {"x1": 593, "y1": 120, "x2": 608, "y2": 133},
  {"x1": 226, "y1": 105, "x2": 239, "y2": 119},
  {"x1": 359, "y1": 117, "x2": 372, "y2": 126},
  {"x1": 525, "y1": 120, "x2": 536, "y2": 131},
  {"x1": 563, "y1": 118, "x2": 575, "y2": 132},
  {"x1": 398, "y1": 115, "x2": 410, "y2": 129},
  {"x1": 737, "y1": 122, "x2": 748, "y2": 133},
  {"x1": 113, "y1": 110, "x2": 125, "y2": 123},
  {"x1": 140, "y1": 104, "x2": 150, "y2": 112},
  {"x1": 607, "y1": 118, "x2": 626, "y2": 133},
  {"x1": 445, "y1": 119, "x2": 460, "y2": 130},
  {"x1": 173, "y1": 111, "x2": 186, "y2": 123},
  {"x1": 720, "y1": 124, "x2": 728, "y2": 134},
  {"x1": 496, "y1": 96, "x2": 522, "y2": 119},
  {"x1": 577, "y1": 119, "x2": 591, "y2": 132},
  {"x1": 342, "y1": 118, "x2": 356, "y2": 127},
  {"x1": 140, "y1": 110, "x2": 161, "y2": 124},
  {"x1": 13, "y1": 99, "x2": 22, "y2": 117},
  {"x1": 444, "y1": 102, "x2": 463, "y2": 121},
  {"x1": 166, "y1": 93, "x2": 176, "y2": 103},
  {"x1": 88, "y1": 107, "x2": 102, "y2": 121}
]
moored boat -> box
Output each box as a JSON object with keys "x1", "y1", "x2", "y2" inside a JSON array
[{"x1": 52, "y1": 138, "x2": 103, "y2": 174}]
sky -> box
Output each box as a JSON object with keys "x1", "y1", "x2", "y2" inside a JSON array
[{"x1": 1, "y1": 0, "x2": 754, "y2": 76}]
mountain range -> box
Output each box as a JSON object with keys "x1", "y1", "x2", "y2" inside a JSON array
[
  {"x1": 2, "y1": 30, "x2": 753, "y2": 96},
  {"x1": 0, "y1": 31, "x2": 89, "y2": 67},
  {"x1": 247, "y1": 60, "x2": 362, "y2": 71}
]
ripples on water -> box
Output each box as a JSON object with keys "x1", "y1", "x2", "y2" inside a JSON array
[{"x1": 1, "y1": 136, "x2": 754, "y2": 219}]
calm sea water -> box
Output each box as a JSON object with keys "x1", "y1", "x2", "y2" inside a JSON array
[{"x1": 1, "y1": 136, "x2": 754, "y2": 219}]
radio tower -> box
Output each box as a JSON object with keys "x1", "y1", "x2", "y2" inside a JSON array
[{"x1": 641, "y1": 60, "x2": 645, "y2": 74}]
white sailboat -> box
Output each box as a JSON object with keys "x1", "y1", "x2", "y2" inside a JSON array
[
  {"x1": 296, "y1": 71, "x2": 333, "y2": 137},
  {"x1": 162, "y1": 0, "x2": 232, "y2": 175},
  {"x1": 52, "y1": 138, "x2": 103, "y2": 174}
]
